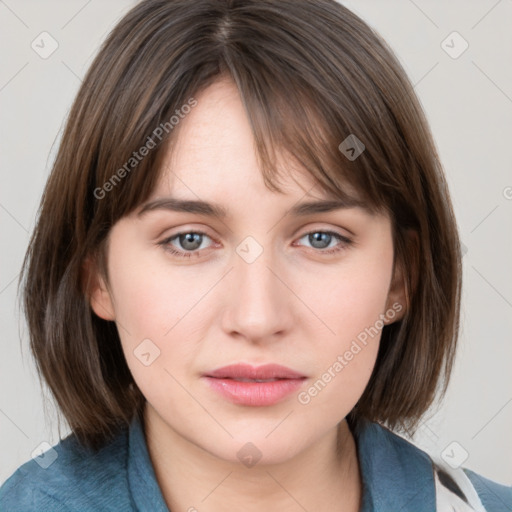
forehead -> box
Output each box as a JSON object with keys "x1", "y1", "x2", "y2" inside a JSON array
[
  {"x1": 156, "y1": 79, "x2": 273, "y2": 192},
  {"x1": 144, "y1": 140, "x2": 372, "y2": 223},
  {"x1": 148, "y1": 78, "x2": 366, "y2": 210}
]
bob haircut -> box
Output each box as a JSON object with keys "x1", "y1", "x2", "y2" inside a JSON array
[{"x1": 20, "y1": 0, "x2": 462, "y2": 451}]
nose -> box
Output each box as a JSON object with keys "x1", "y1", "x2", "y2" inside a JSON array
[{"x1": 220, "y1": 244, "x2": 294, "y2": 344}]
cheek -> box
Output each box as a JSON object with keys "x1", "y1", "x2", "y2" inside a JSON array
[
  {"x1": 106, "y1": 245, "x2": 216, "y2": 399},
  {"x1": 293, "y1": 251, "x2": 393, "y2": 410},
  {"x1": 107, "y1": 238, "x2": 199, "y2": 341},
  {"x1": 295, "y1": 297, "x2": 383, "y2": 421},
  {"x1": 111, "y1": 272, "x2": 171, "y2": 340},
  {"x1": 301, "y1": 249, "x2": 393, "y2": 347}
]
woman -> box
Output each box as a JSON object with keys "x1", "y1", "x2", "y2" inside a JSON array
[{"x1": 1, "y1": 1, "x2": 510, "y2": 510}]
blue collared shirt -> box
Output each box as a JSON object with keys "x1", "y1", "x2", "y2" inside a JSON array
[{"x1": 1, "y1": 414, "x2": 510, "y2": 511}]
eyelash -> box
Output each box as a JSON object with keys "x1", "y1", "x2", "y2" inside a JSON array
[{"x1": 158, "y1": 229, "x2": 353, "y2": 259}]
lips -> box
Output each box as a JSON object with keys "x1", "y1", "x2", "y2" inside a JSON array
[
  {"x1": 202, "y1": 363, "x2": 307, "y2": 406},
  {"x1": 204, "y1": 363, "x2": 306, "y2": 381}
]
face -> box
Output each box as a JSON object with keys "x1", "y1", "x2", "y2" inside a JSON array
[{"x1": 89, "y1": 78, "x2": 406, "y2": 465}]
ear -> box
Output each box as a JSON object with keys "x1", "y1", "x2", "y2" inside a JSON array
[
  {"x1": 81, "y1": 255, "x2": 116, "y2": 321},
  {"x1": 383, "y1": 259, "x2": 407, "y2": 324},
  {"x1": 383, "y1": 230, "x2": 419, "y2": 325}
]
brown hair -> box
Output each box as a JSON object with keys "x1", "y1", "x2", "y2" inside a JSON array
[{"x1": 20, "y1": 0, "x2": 462, "y2": 450}]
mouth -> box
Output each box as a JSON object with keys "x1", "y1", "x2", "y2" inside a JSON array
[
  {"x1": 202, "y1": 363, "x2": 307, "y2": 406},
  {"x1": 204, "y1": 363, "x2": 307, "y2": 380},
  {"x1": 217, "y1": 377, "x2": 289, "y2": 383}
]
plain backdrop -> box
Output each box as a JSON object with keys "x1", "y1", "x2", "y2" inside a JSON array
[{"x1": 1, "y1": 0, "x2": 511, "y2": 487}]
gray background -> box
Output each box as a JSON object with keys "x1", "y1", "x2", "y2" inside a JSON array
[{"x1": 1, "y1": 0, "x2": 511, "y2": 486}]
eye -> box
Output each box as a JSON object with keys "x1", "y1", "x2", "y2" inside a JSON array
[
  {"x1": 158, "y1": 229, "x2": 353, "y2": 259},
  {"x1": 159, "y1": 231, "x2": 214, "y2": 258},
  {"x1": 294, "y1": 230, "x2": 353, "y2": 255}
]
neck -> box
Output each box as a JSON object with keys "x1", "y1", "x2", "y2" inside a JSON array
[{"x1": 143, "y1": 403, "x2": 362, "y2": 512}]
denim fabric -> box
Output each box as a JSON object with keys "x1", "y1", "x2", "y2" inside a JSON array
[{"x1": 1, "y1": 415, "x2": 511, "y2": 511}]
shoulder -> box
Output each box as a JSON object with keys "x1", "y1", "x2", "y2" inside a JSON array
[
  {"x1": 463, "y1": 467, "x2": 512, "y2": 512},
  {"x1": 381, "y1": 422, "x2": 512, "y2": 511},
  {"x1": 355, "y1": 420, "x2": 512, "y2": 511},
  {"x1": 0, "y1": 426, "x2": 136, "y2": 512}
]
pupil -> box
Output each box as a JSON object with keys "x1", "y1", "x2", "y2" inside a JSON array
[
  {"x1": 310, "y1": 232, "x2": 330, "y2": 249},
  {"x1": 180, "y1": 233, "x2": 201, "y2": 250}
]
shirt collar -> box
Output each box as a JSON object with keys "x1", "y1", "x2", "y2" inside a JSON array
[
  {"x1": 127, "y1": 414, "x2": 436, "y2": 512},
  {"x1": 127, "y1": 412, "x2": 170, "y2": 511},
  {"x1": 353, "y1": 419, "x2": 437, "y2": 512}
]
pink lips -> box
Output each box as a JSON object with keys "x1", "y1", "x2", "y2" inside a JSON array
[{"x1": 202, "y1": 363, "x2": 307, "y2": 406}]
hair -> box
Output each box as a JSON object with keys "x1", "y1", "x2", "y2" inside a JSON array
[{"x1": 19, "y1": 0, "x2": 462, "y2": 451}]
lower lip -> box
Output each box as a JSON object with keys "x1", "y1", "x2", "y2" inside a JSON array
[{"x1": 202, "y1": 377, "x2": 306, "y2": 406}]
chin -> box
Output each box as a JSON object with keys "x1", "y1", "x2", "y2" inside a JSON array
[{"x1": 203, "y1": 428, "x2": 309, "y2": 468}]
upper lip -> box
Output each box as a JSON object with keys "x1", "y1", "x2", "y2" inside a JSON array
[{"x1": 204, "y1": 363, "x2": 306, "y2": 380}]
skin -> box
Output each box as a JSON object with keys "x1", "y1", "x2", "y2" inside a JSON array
[{"x1": 88, "y1": 77, "x2": 407, "y2": 512}]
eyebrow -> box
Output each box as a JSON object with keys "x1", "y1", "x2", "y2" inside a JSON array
[{"x1": 137, "y1": 195, "x2": 372, "y2": 219}]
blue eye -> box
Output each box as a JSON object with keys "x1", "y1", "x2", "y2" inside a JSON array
[
  {"x1": 296, "y1": 230, "x2": 353, "y2": 255},
  {"x1": 159, "y1": 231, "x2": 213, "y2": 258},
  {"x1": 159, "y1": 230, "x2": 352, "y2": 259}
]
